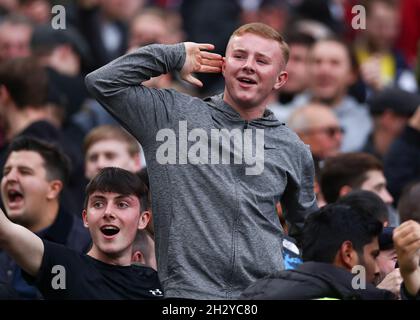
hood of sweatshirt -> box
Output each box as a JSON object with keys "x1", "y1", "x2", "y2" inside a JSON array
[{"x1": 204, "y1": 93, "x2": 285, "y2": 129}]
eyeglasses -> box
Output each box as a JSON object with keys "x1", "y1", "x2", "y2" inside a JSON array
[{"x1": 304, "y1": 126, "x2": 345, "y2": 137}]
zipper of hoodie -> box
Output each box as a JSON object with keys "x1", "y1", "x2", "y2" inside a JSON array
[
  {"x1": 227, "y1": 119, "x2": 252, "y2": 298},
  {"x1": 226, "y1": 119, "x2": 250, "y2": 298}
]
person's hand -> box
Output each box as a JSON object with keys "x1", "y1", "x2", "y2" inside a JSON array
[
  {"x1": 393, "y1": 220, "x2": 420, "y2": 296},
  {"x1": 376, "y1": 268, "x2": 403, "y2": 299},
  {"x1": 180, "y1": 42, "x2": 223, "y2": 87},
  {"x1": 408, "y1": 106, "x2": 420, "y2": 131}
]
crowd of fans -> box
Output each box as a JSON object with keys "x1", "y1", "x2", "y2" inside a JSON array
[{"x1": 0, "y1": 0, "x2": 419, "y2": 300}]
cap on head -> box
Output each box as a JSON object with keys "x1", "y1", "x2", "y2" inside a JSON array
[{"x1": 368, "y1": 88, "x2": 420, "y2": 117}]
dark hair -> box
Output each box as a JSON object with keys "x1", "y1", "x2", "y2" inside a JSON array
[
  {"x1": 84, "y1": 167, "x2": 148, "y2": 212},
  {"x1": 0, "y1": 57, "x2": 48, "y2": 109},
  {"x1": 5, "y1": 136, "x2": 70, "y2": 184},
  {"x1": 137, "y1": 167, "x2": 150, "y2": 209},
  {"x1": 137, "y1": 167, "x2": 154, "y2": 235},
  {"x1": 302, "y1": 204, "x2": 383, "y2": 263},
  {"x1": 285, "y1": 31, "x2": 315, "y2": 48},
  {"x1": 320, "y1": 152, "x2": 383, "y2": 204},
  {"x1": 337, "y1": 190, "x2": 389, "y2": 224},
  {"x1": 398, "y1": 180, "x2": 420, "y2": 224}
]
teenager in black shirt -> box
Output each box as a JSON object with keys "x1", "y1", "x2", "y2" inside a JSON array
[{"x1": 0, "y1": 167, "x2": 163, "y2": 299}]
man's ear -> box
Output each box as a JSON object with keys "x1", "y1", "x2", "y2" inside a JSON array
[
  {"x1": 138, "y1": 210, "x2": 151, "y2": 230},
  {"x1": 132, "y1": 250, "x2": 145, "y2": 264},
  {"x1": 82, "y1": 209, "x2": 89, "y2": 228},
  {"x1": 274, "y1": 71, "x2": 288, "y2": 90},
  {"x1": 46, "y1": 180, "x2": 63, "y2": 200},
  {"x1": 336, "y1": 240, "x2": 358, "y2": 271},
  {"x1": 339, "y1": 185, "x2": 353, "y2": 198}
]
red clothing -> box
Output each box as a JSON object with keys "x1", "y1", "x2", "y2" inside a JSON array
[{"x1": 397, "y1": 0, "x2": 420, "y2": 67}]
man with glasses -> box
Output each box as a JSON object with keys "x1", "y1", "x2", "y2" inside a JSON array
[
  {"x1": 288, "y1": 103, "x2": 343, "y2": 161},
  {"x1": 288, "y1": 103, "x2": 343, "y2": 206}
]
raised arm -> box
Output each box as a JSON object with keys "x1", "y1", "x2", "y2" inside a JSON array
[
  {"x1": 84, "y1": 42, "x2": 222, "y2": 144},
  {"x1": 0, "y1": 208, "x2": 44, "y2": 276},
  {"x1": 393, "y1": 220, "x2": 420, "y2": 297}
]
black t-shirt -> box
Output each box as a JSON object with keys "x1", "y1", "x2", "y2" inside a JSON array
[{"x1": 24, "y1": 240, "x2": 163, "y2": 300}]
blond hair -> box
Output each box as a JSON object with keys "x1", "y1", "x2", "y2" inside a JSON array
[{"x1": 230, "y1": 22, "x2": 289, "y2": 64}]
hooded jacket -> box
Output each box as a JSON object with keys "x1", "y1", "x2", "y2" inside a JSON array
[{"x1": 85, "y1": 43, "x2": 318, "y2": 299}]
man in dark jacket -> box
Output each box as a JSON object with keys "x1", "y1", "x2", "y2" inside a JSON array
[{"x1": 241, "y1": 204, "x2": 418, "y2": 300}]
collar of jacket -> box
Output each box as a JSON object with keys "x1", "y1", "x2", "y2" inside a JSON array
[
  {"x1": 204, "y1": 93, "x2": 284, "y2": 128},
  {"x1": 296, "y1": 262, "x2": 396, "y2": 300}
]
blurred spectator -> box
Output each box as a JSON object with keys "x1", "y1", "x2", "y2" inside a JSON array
[
  {"x1": 268, "y1": 32, "x2": 315, "y2": 122},
  {"x1": 128, "y1": 7, "x2": 170, "y2": 49},
  {"x1": 127, "y1": 6, "x2": 192, "y2": 95},
  {"x1": 363, "y1": 88, "x2": 420, "y2": 160},
  {"x1": 0, "y1": 137, "x2": 90, "y2": 299},
  {"x1": 83, "y1": 125, "x2": 142, "y2": 180},
  {"x1": 355, "y1": 0, "x2": 417, "y2": 93},
  {"x1": 0, "y1": 14, "x2": 32, "y2": 62},
  {"x1": 288, "y1": 103, "x2": 343, "y2": 207},
  {"x1": 288, "y1": 103, "x2": 343, "y2": 160},
  {"x1": 397, "y1": 180, "x2": 420, "y2": 224},
  {"x1": 320, "y1": 152, "x2": 394, "y2": 208},
  {"x1": 384, "y1": 106, "x2": 420, "y2": 203},
  {"x1": 0, "y1": 0, "x2": 18, "y2": 15},
  {"x1": 181, "y1": 0, "x2": 241, "y2": 95},
  {"x1": 0, "y1": 57, "x2": 86, "y2": 217},
  {"x1": 17, "y1": 0, "x2": 51, "y2": 24},
  {"x1": 31, "y1": 24, "x2": 92, "y2": 120},
  {"x1": 74, "y1": 0, "x2": 145, "y2": 72},
  {"x1": 240, "y1": 0, "x2": 290, "y2": 34},
  {"x1": 301, "y1": 38, "x2": 372, "y2": 152}
]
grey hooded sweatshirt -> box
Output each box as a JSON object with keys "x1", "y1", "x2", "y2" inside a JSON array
[{"x1": 85, "y1": 43, "x2": 318, "y2": 299}]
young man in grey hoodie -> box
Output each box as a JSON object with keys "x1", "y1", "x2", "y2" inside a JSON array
[{"x1": 85, "y1": 22, "x2": 318, "y2": 299}]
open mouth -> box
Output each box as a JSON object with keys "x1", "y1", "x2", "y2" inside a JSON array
[
  {"x1": 7, "y1": 189, "x2": 24, "y2": 205},
  {"x1": 100, "y1": 225, "x2": 120, "y2": 237},
  {"x1": 238, "y1": 77, "x2": 257, "y2": 85}
]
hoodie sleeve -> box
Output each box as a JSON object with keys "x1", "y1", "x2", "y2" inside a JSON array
[
  {"x1": 84, "y1": 43, "x2": 186, "y2": 146},
  {"x1": 281, "y1": 144, "x2": 318, "y2": 244}
]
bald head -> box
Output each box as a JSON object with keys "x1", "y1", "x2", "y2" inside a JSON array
[{"x1": 288, "y1": 103, "x2": 342, "y2": 159}]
